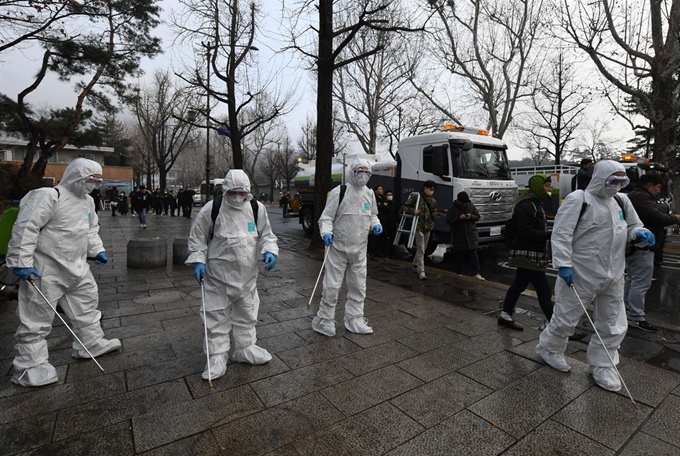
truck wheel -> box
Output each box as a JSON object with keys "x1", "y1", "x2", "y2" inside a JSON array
[{"x1": 301, "y1": 207, "x2": 313, "y2": 235}]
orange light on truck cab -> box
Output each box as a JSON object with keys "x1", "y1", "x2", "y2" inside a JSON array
[
  {"x1": 477, "y1": 129, "x2": 489, "y2": 136},
  {"x1": 621, "y1": 154, "x2": 637, "y2": 162},
  {"x1": 443, "y1": 124, "x2": 465, "y2": 132}
]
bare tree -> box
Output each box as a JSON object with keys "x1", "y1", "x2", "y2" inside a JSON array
[
  {"x1": 284, "y1": 0, "x2": 422, "y2": 247},
  {"x1": 518, "y1": 50, "x2": 590, "y2": 164},
  {"x1": 569, "y1": 119, "x2": 620, "y2": 162},
  {"x1": 558, "y1": 0, "x2": 680, "y2": 171},
  {"x1": 297, "y1": 112, "x2": 349, "y2": 161},
  {"x1": 130, "y1": 72, "x2": 199, "y2": 190},
  {"x1": 172, "y1": 0, "x2": 294, "y2": 171},
  {"x1": 276, "y1": 133, "x2": 298, "y2": 193},
  {"x1": 417, "y1": 0, "x2": 543, "y2": 138}
]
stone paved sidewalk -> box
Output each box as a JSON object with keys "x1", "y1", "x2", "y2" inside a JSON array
[{"x1": 1, "y1": 211, "x2": 680, "y2": 455}]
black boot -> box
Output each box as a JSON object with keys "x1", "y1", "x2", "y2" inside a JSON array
[{"x1": 498, "y1": 315, "x2": 524, "y2": 331}]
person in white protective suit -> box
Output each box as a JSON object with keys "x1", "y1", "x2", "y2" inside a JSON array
[
  {"x1": 536, "y1": 160, "x2": 654, "y2": 392},
  {"x1": 312, "y1": 159, "x2": 383, "y2": 337},
  {"x1": 6, "y1": 158, "x2": 121, "y2": 387},
  {"x1": 186, "y1": 170, "x2": 278, "y2": 381}
]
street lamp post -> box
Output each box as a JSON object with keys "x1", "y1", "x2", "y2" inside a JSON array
[{"x1": 203, "y1": 41, "x2": 212, "y2": 203}]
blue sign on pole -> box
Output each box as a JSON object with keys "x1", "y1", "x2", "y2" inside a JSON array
[{"x1": 217, "y1": 127, "x2": 230, "y2": 136}]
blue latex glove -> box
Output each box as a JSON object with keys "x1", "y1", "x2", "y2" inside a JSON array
[
  {"x1": 194, "y1": 263, "x2": 206, "y2": 284},
  {"x1": 635, "y1": 230, "x2": 656, "y2": 248},
  {"x1": 372, "y1": 225, "x2": 383, "y2": 236},
  {"x1": 264, "y1": 252, "x2": 277, "y2": 271},
  {"x1": 558, "y1": 267, "x2": 574, "y2": 286},
  {"x1": 94, "y1": 252, "x2": 108, "y2": 265},
  {"x1": 13, "y1": 267, "x2": 42, "y2": 281},
  {"x1": 323, "y1": 233, "x2": 334, "y2": 247}
]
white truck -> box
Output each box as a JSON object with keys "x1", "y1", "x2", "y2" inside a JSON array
[{"x1": 295, "y1": 125, "x2": 518, "y2": 255}]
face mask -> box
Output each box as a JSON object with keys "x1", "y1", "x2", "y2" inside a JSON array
[
  {"x1": 83, "y1": 183, "x2": 96, "y2": 193},
  {"x1": 226, "y1": 195, "x2": 247, "y2": 207},
  {"x1": 386, "y1": 196, "x2": 393, "y2": 201},
  {"x1": 604, "y1": 186, "x2": 620, "y2": 197},
  {"x1": 354, "y1": 174, "x2": 370, "y2": 186}
]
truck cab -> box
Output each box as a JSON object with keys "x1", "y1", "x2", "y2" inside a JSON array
[{"x1": 372, "y1": 126, "x2": 516, "y2": 248}]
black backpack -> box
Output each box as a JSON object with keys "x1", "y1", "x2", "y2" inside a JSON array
[
  {"x1": 210, "y1": 193, "x2": 259, "y2": 240},
  {"x1": 504, "y1": 198, "x2": 537, "y2": 248}
]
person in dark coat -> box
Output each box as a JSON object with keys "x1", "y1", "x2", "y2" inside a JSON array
[
  {"x1": 447, "y1": 192, "x2": 483, "y2": 279},
  {"x1": 381, "y1": 190, "x2": 397, "y2": 257},
  {"x1": 117, "y1": 191, "x2": 128, "y2": 215},
  {"x1": 169, "y1": 190, "x2": 178, "y2": 216},
  {"x1": 625, "y1": 173, "x2": 680, "y2": 332},
  {"x1": 183, "y1": 188, "x2": 195, "y2": 218},
  {"x1": 129, "y1": 187, "x2": 138, "y2": 215},
  {"x1": 89, "y1": 188, "x2": 101, "y2": 214}
]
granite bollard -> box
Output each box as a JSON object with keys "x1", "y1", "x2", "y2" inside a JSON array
[
  {"x1": 127, "y1": 237, "x2": 167, "y2": 268},
  {"x1": 172, "y1": 237, "x2": 189, "y2": 265}
]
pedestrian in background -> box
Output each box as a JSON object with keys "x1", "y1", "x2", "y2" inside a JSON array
[
  {"x1": 133, "y1": 185, "x2": 151, "y2": 228},
  {"x1": 129, "y1": 186, "x2": 138, "y2": 215},
  {"x1": 380, "y1": 189, "x2": 396, "y2": 257},
  {"x1": 624, "y1": 173, "x2": 679, "y2": 332},
  {"x1": 447, "y1": 191, "x2": 484, "y2": 280},
  {"x1": 117, "y1": 191, "x2": 128, "y2": 216},
  {"x1": 183, "y1": 188, "x2": 195, "y2": 218},
  {"x1": 153, "y1": 188, "x2": 163, "y2": 216},
  {"x1": 281, "y1": 191, "x2": 290, "y2": 218},
  {"x1": 403, "y1": 180, "x2": 439, "y2": 280},
  {"x1": 169, "y1": 190, "x2": 178, "y2": 216},
  {"x1": 576, "y1": 158, "x2": 595, "y2": 190}
]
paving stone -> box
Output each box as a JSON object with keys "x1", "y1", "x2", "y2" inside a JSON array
[
  {"x1": 390, "y1": 372, "x2": 492, "y2": 428},
  {"x1": 396, "y1": 311, "x2": 461, "y2": 334},
  {"x1": 333, "y1": 341, "x2": 418, "y2": 377},
  {"x1": 250, "y1": 360, "x2": 354, "y2": 407},
  {"x1": 256, "y1": 312, "x2": 279, "y2": 326},
  {"x1": 453, "y1": 330, "x2": 523, "y2": 359},
  {"x1": 553, "y1": 387, "x2": 652, "y2": 450},
  {"x1": 527, "y1": 361, "x2": 595, "y2": 402},
  {"x1": 446, "y1": 315, "x2": 500, "y2": 336},
  {"x1": 268, "y1": 306, "x2": 316, "y2": 322},
  {"x1": 133, "y1": 384, "x2": 263, "y2": 452},
  {"x1": 263, "y1": 444, "x2": 301, "y2": 455},
  {"x1": 256, "y1": 318, "x2": 315, "y2": 339},
  {"x1": 277, "y1": 337, "x2": 362, "y2": 369},
  {"x1": 619, "y1": 431, "x2": 680, "y2": 456},
  {"x1": 100, "y1": 290, "x2": 149, "y2": 304},
  {"x1": 502, "y1": 419, "x2": 614, "y2": 456},
  {"x1": 212, "y1": 391, "x2": 344, "y2": 455},
  {"x1": 101, "y1": 317, "x2": 121, "y2": 329},
  {"x1": 125, "y1": 352, "x2": 204, "y2": 391},
  {"x1": 133, "y1": 290, "x2": 187, "y2": 305},
  {"x1": 0, "y1": 412, "x2": 55, "y2": 455},
  {"x1": 160, "y1": 314, "x2": 201, "y2": 330},
  {"x1": 344, "y1": 321, "x2": 416, "y2": 349},
  {"x1": 27, "y1": 420, "x2": 134, "y2": 456},
  {"x1": 122, "y1": 324, "x2": 202, "y2": 352},
  {"x1": 257, "y1": 332, "x2": 309, "y2": 354},
  {"x1": 387, "y1": 409, "x2": 513, "y2": 456},
  {"x1": 396, "y1": 343, "x2": 480, "y2": 382},
  {"x1": 398, "y1": 326, "x2": 469, "y2": 353},
  {"x1": 642, "y1": 394, "x2": 680, "y2": 448},
  {"x1": 102, "y1": 320, "x2": 165, "y2": 340},
  {"x1": 293, "y1": 402, "x2": 424, "y2": 455},
  {"x1": 509, "y1": 339, "x2": 580, "y2": 364},
  {"x1": 320, "y1": 365, "x2": 422, "y2": 416},
  {"x1": 0, "y1": 372, "x2": 126, "y2": 424},
  {"x1": 619, "y1": 335, "x2": 664, "y2": 360},
  {"x1": 458, "y1": 351, "x2": 542, "y2": 390},
  {"x1": 100, "y1": 302, "x2": 156, "y2": 319},
  {"x1": 259, "y1": 301, "x2": 295, "y2": 314},
  {"x1": 153, "y1": 299, "x2": 195, "y2": 312},
  {"x1": 119, "y1": 307, "x2": 194, "y2": 326},
  {"x1": 260, "y1": 289, "x2": 304, "y2": 304},
  {"x1": 169, "y1": 333, "x2": 203, "y2": 358},
  {"x1": 54, "y1": 378, "x2": 191, "y2": 440},
  {"x1": 468, "y1": 363, "x2": 592, "y2": 439},
  {"x1": 139, "y1": 431, "x2": 222, "y2": 456},
  {"x1": 616, "y1": 358, "x2": 680, "y2": 407},
  {"x1": 186, "y1": 356, "x2": 291, "y2": 399},
  {"x1": 66, "y1": 344, "x2": 176, "y2": 382}
]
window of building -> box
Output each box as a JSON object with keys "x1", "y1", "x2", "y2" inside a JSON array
[
  {"x1": 48, "y1": 153, "x2": 58, "y2": 163},
  {"x1": 78, "y1": 153, "x2": 95, "y2": 161}
]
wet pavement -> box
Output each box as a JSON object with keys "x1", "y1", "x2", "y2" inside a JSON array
[{"x1": 1, "y1": 207, "x2": 680, "y2": 454}]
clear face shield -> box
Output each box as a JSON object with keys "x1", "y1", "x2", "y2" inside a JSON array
[
  {"x1": 82, "y1": 176, "x2": 103, "y2": 193},
  {"x1": 225, "y1": 188, "x2": 252, "y2": 207}
]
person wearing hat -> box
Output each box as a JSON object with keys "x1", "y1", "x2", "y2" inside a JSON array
[
  {"x1": 577, "y1": 158, "x2": 594, "y2": 190},
  {"x1": 499, "y1": 174, "x2": 555, "y2": 331},
  {"x1": 447, "y1": 191, "x2": 484, "y2": 280}
]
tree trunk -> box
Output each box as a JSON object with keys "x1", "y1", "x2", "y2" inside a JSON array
[
  {"x1": 159, "y1": 167, "x2": 167, "y2": 190},
  {"x1": 313, "y1": 0, "x2": 333, "y2": 249}
]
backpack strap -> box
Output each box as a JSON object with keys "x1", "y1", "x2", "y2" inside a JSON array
[
  {"x1": 576, "y1": 190, "x2": 626, "y2": 229},
  {"x1": 334, "y1": 184, "x2": 347, "y2": 219},
  {"x1": 54, "y1": 188, "x2": 60, "y2": 199},
  {"x1": 613, "y1": 194, "x2": 626, "y2": 220},
  {"x1": 210, "y1": 194, "x2": 259, "y2": 240}
]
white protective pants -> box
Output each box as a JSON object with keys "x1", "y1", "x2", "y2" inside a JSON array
[
  {"x1": 539, "y1": 277, "x2": 627, "y2": 367},
  {"x1": 201, "y1": 259, "x2": 265, "y2": 362},
  {"x1": 14, "y1": 272, "x2": 105, "y2": 380},
  {"x1": 317, "y1": 247, "x2": 367, "y2": 322}
]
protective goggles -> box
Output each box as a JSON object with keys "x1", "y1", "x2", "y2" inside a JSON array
[
  {"x1": 354, "y1": 168, "x2": 372, "y2": 177},
  {"x1": 83, "y1": 176, "x2": 103, "y2": 189},
  {"x1": 605, "y1": 175, "x2": 630, "y2": 187},
  {"x1": 226, "y1": 188, "x2": 250, "y2": 197}
]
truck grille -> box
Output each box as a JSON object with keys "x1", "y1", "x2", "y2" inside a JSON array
[{"x1": 468, "y1": 187, "x2": 516, "y2": 223}]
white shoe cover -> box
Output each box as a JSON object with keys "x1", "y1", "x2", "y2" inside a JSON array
[
  {"x1": 231, "y1": 345, "x2": 272, "y2": 365},
  {"x1": 590, "y1": 366, "x2": 622, "y2": 392},
  {"x1": 72, "y1": 338, "x2": 122, "y2": 359},
  {"x1": 312, "y1": 316, "x2": 336, "y2": 337},
  {"x1": 536, "y1": 344, "x2": 571, "y2": 372},
  {"x1": 345, "y1": 317, "x2": 373, "y2": 334},
  {"x1": 11, "y1": 363, "x2": 59, "y2": 387},
  {"x1": 202, "y1": 353, "x2": 228, "y2": 380}
]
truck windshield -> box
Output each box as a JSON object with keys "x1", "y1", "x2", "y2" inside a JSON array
[{"x1": 454, "y1": 145, "x2": 512, "y2": 180}]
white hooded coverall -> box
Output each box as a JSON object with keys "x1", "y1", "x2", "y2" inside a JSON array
[
  {"x1": 539, "y1": 160, "x2": 645, "y2": 367},
  {"x1": 6, "y1": 158, "x2": 119, "y2": 386},
  {"x1": 186, "y1": 170, "x2": 278, "y2": 368},
  {"x1": 315, "y1": 159, "x2": 381, "y2": 331}
]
